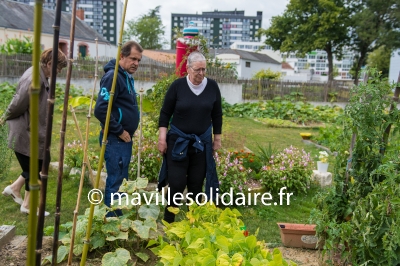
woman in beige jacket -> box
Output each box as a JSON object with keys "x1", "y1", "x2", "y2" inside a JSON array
[{"x1": 1, "y1": 48, "x2": 67, "y2": 215}]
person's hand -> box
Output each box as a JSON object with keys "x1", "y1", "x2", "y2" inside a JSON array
[
  {"x1": 158, "y1": 139, "x2": 167, "y2": 154},
  {"x1": 119, "y1": 130, "x2": 131, "y2": 142},
  {"x1": 213, "y1": 138, "x2": 222, "y2": 151}
]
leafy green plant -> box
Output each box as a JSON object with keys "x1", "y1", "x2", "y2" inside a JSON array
[
  {"x1": 256, "y1": 142, "x2": 278, "y2": 166},
  {"x1": 151, "y1": 202, "x2": 297, "y2": 265},
  {"x1": 311, "y1": 69, "x2": 400, "y2": 265},
  {"x1": 0, "y1": 82, "x2": 19, "y2": 180},
  {"x1": 0, "y1": 124, "x2": 12, "y2": 181},
  {"x1": 214, "y1": 150, "x2": 252, "y2": 194},
  {"x1": 146, "y1": 74, "x2": 178, "y2": 124},
  {"x1": 252, "y1": 68, "x2": 281, "y2": 80},
  {"x1": 0, "y1": 82, "x2": 17, "y2": 108},
  {"x1": 222, "y1": 100, "x2": 343, "y2": 125},
  {"x1": 130, "y1": 118, "x2": 162, "y2": 183},
  {"x1": 255, "y1": 118, "x2": 299, "y2": 128},
  {"x1": 259, "y1": 146, "x2": 313, "y2": 193},
  {"x1": 43, "y1": 178, "x2": 163, "y2": 265},
  {"x1": 0, "y1": 36, "x2": 33, "y2": 54},
  {"x1": 64, "y1": 140, "x2": 100, "y2": 172}
]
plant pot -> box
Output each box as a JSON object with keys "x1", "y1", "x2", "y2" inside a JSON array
[
  {"x1": 277, "y1": 223, "x2": 320, "y2": 249},
  {"x1": 300, "y1": 133, "x2": 311, "y2": 140},
  {"x1": 317, "y1": 161, "x2": 329, "y2": 173}
]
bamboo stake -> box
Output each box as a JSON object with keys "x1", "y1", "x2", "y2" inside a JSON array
[
  {"x1": 26, "y1": 0, "x2": 43, "y2": 264},
  {"x1": 52, "y1": 0, "x2": 77, "y2": 263},
  {"x1": 67, "y1": 38, "x2": 98, "y2": 265},
  {"x1": 80, "y1": 0, "x2": 129, "y2": 264},
  {"x1": 36, "y1": 0, "x2": 62, "y2": 264},
  {"x1": 69, "y1": 105, "x2": 94, "y2": 175}
]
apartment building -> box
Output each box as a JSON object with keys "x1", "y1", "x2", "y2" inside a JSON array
[
  {"x1": 284, "y1": 50, "x2": 354, "y2": 80},
  {"x1": 231, "y1": 41, "x2": 355, "y2": 80},
  {"x1": 11, "y1": 0, "x2": 122, "y2": 45},
  {"x1": 171, "y1": 9, "x2": 262, "y2": 49}
]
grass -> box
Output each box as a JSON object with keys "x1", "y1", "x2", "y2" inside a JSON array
[
  {"x1": 222, "y1": 117, "x2": 325, "y2": 244},
  {"x1": 1, "y1": 111, "x2": 327, "y2": 246},
  {"x1": 237, "y1": 185, "x2": 323, "y2": 245}
]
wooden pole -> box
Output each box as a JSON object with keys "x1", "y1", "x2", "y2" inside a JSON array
[
  {"x1": 80, "y1": 0, "x2": 129, "y2": 264},
  {"x1": 35, "y1": 0, "x2": 62, "y2": 264},
  {"x1": 67, "y1": 38, "x2": 99, "y2": 266},
  {"x1": 26, "y1": 0, "x2": 43, "y2": 264},
  {"x1": 52, "y1": 0, "x2": 77, "y2": 263}
]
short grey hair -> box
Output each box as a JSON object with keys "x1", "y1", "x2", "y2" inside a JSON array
[{"x1": 187, "y1": 51, "x2": 206, "y2": 67}]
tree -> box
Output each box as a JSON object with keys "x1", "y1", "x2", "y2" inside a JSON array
[
  {"x1": 259, "y1": 0, "x2": 349, "y2": 82},
  {"x1": 367, "y1": 46, "x2": 391, "y2": 79},
  {"x1": 123, "y1": 6, "x2": 166, "y2": 49},
  {"x1": 347, "y1": 0, "x2": 400, "y2": 84}
]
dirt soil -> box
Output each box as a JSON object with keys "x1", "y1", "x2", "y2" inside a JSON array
[{"x1": 0, "y1": 236, "x2": 323, "y2": 265}]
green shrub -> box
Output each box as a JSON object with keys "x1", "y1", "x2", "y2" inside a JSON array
[
  {"x1": 130, "y1": 117, "x2": 161, "y2": 183},
  {"x1": 222, "y1": 100, "x2": 343, "y2": 125},
  {"x1": 0, "y1": 125, "x2": 12, "y2": 180},
  {"x1": 311, "y1": 69, "x2": 400, "y2": 265},
  {"x1": 214, "y1": 150, "x2": 252, "y2": 194},
  {"x1": 0, "y1": 36, "x2": 33, "y2": 54},
  {"x1": 259, "y1": 146, "x2": 313, "y2": 193},
  {"x1": 256, "y1": 118, "x2": 298, "y2": 128}
]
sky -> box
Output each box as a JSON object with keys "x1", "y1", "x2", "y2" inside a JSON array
[{"x1": 125, "y1": 0, "x2": 289, "y2": 48}]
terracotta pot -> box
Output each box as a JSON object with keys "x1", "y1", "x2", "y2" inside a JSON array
[{"x1": 277, "y1": 223, "x2": 321, "y2": 249}]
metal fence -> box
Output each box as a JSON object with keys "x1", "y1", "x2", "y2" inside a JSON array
[{"x1": 0, "y1": 54, "x2": 352, "y2": 102}]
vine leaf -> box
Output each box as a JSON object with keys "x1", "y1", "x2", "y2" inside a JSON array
[{"x1": 101, "y1": 248, "x2": 131, "y2": 266}]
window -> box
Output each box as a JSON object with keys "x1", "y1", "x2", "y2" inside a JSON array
[
  {"x1": 110, "y1": 2, "x2": 114, "y2": 6},
  {"x1": 110, "y1": 23, "x2": 114, "y2": 27},
  {"x1": 110, "y1": 30, "x2": 114, "y2": 34},
  {"x1": 110, "y1": 8, "x2": 114, "y2": 13},
  {"x1": 110, "y1": 37, "x2": 114, "y2": 41},
  {"x1": 110, "y1": 16, "x2": 114, "y2": 20},
  {"x1": 103, "y1": 8, "x2": 107, "y2": 13},
  {"x1": 245, "y1": 61, "x2": 251, "y2": 68},
  {"x1": 103, "y1": 15, "x2": 106, "y2": 20}
]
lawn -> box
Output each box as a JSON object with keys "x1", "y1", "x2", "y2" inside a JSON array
[{"x1": 0, "y1": 111, "x2": 326, "y2": 245}]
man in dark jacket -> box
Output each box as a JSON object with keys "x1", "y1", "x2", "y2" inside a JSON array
[{"x1": 94, "y1": 41, "x2": 143, "y2": 216}]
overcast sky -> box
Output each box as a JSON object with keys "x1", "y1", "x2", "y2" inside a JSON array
[{"x1": 125, "y1": 0, "x2": 289, "y2": 48}]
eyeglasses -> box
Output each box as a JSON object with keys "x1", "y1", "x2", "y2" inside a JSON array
[{"x1": 190, "y1": 67, "x2": 206, "y2": 74}]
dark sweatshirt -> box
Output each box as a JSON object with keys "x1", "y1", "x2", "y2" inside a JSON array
[
  {"x1": 159, "y1": 77, "x2": 223, "y2": 135},
  {"x1": 94, "y1": 59, "x2": 139, "y2": 137}
]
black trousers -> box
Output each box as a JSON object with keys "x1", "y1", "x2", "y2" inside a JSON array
[
  {"x1": 14, "y1": 152, "x2": 43, "y2": 192},
  {"x1": 164, "y1": 134, "x2": 206, "y2": 223}
]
